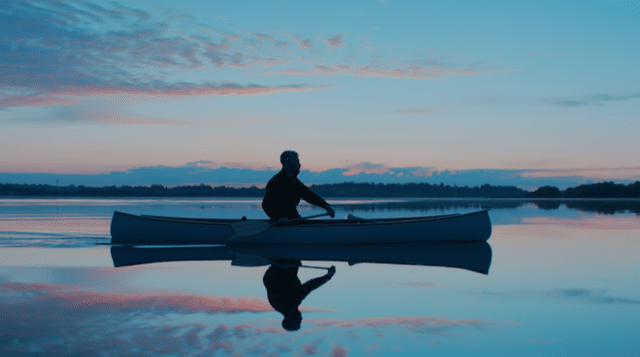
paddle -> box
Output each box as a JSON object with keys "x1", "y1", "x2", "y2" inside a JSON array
[
  {"x1": 231, "y1": 253, "x2": 333, "y2": 270},
  {"x1": 230, "y1": 213, "x2": 329, "y2": 238}
]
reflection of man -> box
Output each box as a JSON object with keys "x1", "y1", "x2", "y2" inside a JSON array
[
  {"x1": 262, "y1": 261, "x2": 336, "y2": 331},
  {"x1": 262, "y1": 150, "x2": 335, "y2": 224}
]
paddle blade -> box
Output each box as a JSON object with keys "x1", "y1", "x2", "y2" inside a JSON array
[{"x1": 230, "y1": 220, "x2": 271, "y2": 237}]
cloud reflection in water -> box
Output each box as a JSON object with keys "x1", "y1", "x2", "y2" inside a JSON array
[{"x1": 0, "y1": 281, "x2": 516, "y2": 356}]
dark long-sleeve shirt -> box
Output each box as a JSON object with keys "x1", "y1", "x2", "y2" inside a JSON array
[{"x1": 262, "y1": 170, "x2": 329, "y2": 222}]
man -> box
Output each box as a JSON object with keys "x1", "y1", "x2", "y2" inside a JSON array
[
  {"x1": 263, "y1": 260, "x2": 336, "y2": 331},
  {"x1": 262, "y1": 150, "x2": 335, "y2": 224}
]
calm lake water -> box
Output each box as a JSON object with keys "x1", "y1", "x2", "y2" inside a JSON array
[{"x1": 1, "y1": 198, "x2": 639, "y2": 356}]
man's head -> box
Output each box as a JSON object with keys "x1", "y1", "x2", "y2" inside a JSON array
[
  {"x1": 282, "y1": 309, "x2": 302, "y2": 331},
  {"x1": 280, "y1": 150, "x2": 300, "y2": 177}
]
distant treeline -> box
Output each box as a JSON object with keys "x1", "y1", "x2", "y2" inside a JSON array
[
  {"x1": 309, "y1": 182, "x2": 527, "y2": 198},
  {"x1": 0, "y1": 182, "x2": 526, "y2": 198},
  {"x1": 526, "y1": 181, "x2": 640, "y2": 198},
  {"x1": 1, "y1": 181, "x2": 639, "y2": 198}
]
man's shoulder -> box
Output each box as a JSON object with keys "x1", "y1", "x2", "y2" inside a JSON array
[
  {"x1": 266, "y1": 170, "x2": 289, "y2": 187},
  {"x1": 269, "y1": 170, "x2": 287, "y2": 182}
]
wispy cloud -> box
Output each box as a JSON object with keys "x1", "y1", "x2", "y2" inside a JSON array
[
  {"x1": 259, "y1": 62, "x2": 514, "y2": 80},
  {"x1": 189, "y1": 136, "x2": 287, "y2": 147},
  {"x1": 343, "y1": 162, "x2": 392, "y2": 176},
  {"x1": 0, "y1": 282, "x2": 281, "y2": 314},
  {"x1": 0, "y1": 0, "x2": 324, "y2": 108},
  {"x1": 3, "y1": 107, "x2": 240, "y2": 127},
  {"x1": 544, "y1": 289, "x2": 640, "y2": 305},
  {"x1": 8, "y1": 112, "x2": 238, "y2": 127},
  {"x1": 555, "y1": 93, "x2": 640, "y2": 106},
  {"x1": 325, "y1": 35, "x2": 346, "y2": 50},
  {"x1": 1, "y1": 0, "x2": 514, "y2": 109},
  {"x1": 329, "y1": 343, "x2": 349, "y2": 357},
  {"x1": 308, "y1": 315, "x2": 518, "y2": 335},
  {"x1": 0, "y1": 84, "x2": 326, "y2": 109}
]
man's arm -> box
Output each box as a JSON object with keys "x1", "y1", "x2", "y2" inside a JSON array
[
  {"x1": 297, "y1": 181, "x2": 335, "y2": 218},
  {"x1": 300, "y1": 266, "x2": 336, "y2": 300}
]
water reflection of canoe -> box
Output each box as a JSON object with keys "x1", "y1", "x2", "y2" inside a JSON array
[
  {"x1": 110, "y1": 241, "x2": 492, "y2": 274},
  {"x1": 110, "y1": 210, "x2": 492, "y2": 244}
]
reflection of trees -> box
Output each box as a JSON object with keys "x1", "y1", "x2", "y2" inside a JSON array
[
  {"x1": 563, "y1": 200, "x2": 640, "y2": 215},
  {"x1": 529, "y1": 200, "x2": 640, "y2": 215},
  {"x1": 334, "y1": 200, "x2": 527, "y2": 213},
  {"x1": 530, "y1": 201, "x2": 562, "y2": 210},
  {"x1": 336, "y1": 199, "x2": 640, "y2": 216}
]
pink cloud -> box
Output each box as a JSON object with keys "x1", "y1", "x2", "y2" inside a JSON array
[
  {"x1": 303, "y1": 343, "x2": 319, "y2": 355},
  {"x1": 0, "y1": 93, "x2": 79, "y2": 107},
  {"x1": 1, "y1": 2, "x2": 334, "y2": 109},
  {"x1": 329, "y1": 343, "x2": 349, "y2": 357},
  {"x1": 271, "y1": 41, "x2": 289, "y2": 50},
  {"x1": 300, "y1": 39, "x2": 315, "y2": 49},
  {"x1": 325, "y1": 35, "x2": 345, "y2": 49},
  {"x1": 343, "y1": 162, "x2": 391, "y2": 176},
  {"x1": 308, "y1": 315, "x2": 518, "y2": 336},
  {"x1": 0, "y1": 281, "x2": 520, "y2": 355},
  {"x1": 87, "y1": 113, "x2": 238, "y2": 126},
  {"x1": 314, "y1": 66, "x2": 338, "y2": 75},
  {"x1": 255, "y1": 57, "x2": 291, "y2": 67},
  {"x1": 259, "y1": 69, "x2": 316, "y2": 76},
  {"x1": 0, "y1": 282, "x2": 279, "y2": 314},
  {"x1": 257, "y1": 61, "x2": 514, "y2": 80},
  {"x1": 2, "y1": 83, "x2": 326, "y2": 107},
  {"x1": 4, "y1": 0, "x2": 514, "y2": 98}
]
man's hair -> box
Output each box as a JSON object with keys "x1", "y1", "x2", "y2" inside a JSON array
[{"x1": 280, "y1": 150, "x2": 298, "y2": 165}]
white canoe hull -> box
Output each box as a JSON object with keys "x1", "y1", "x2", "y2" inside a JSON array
[{"x1": 110, "y1": 210, "x2": 492, "y2": 244}]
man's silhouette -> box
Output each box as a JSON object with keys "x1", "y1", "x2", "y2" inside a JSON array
[
  {"x1": 262, "y1": 150, "x2": 335, "y2": 224},
  {"x1": 263, "y1": 261, "x2": 335, "y2": 331}
]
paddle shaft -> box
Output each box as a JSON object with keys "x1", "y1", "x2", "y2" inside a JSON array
[
  {"x1": 287, "y1": 213, "x2": 329, "y2": 223},
  {"x1": 300, "y1": 264, "x2": 332, "y2": 270},
  {"x1": 230, "y1": 213, "x2": 330, "y2": 238}
]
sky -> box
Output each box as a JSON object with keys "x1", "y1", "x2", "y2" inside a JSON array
[{"x1": 1, "y1": 0, "x2": 639, "y2": 188}]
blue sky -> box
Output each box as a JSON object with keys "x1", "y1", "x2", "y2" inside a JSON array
[{"x1": 1, "y1": 0, "x2": 639, "y2": 187}]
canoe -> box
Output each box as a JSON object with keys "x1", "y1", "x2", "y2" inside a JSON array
[
  {"x1": 111, "y1": 241, "x2": 492, "y2": 275},
  {"x1": 110, "y1": 210, "x2": 492, "y2": 245}
]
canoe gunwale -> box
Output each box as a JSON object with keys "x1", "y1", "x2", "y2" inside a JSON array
[{"x1": 130, "y1": 211, "x2": 472, "y2": 228}]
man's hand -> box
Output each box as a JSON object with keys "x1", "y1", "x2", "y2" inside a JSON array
[
  {"x1": 327, "y1": 265, "x2": 336, "y2": 279},
  {"x1": 276, "y1": 217, "x2": 290, "y2": 226},
  {"x1": 326, "y1": 205, "x2": 336, "y2": 218}
]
